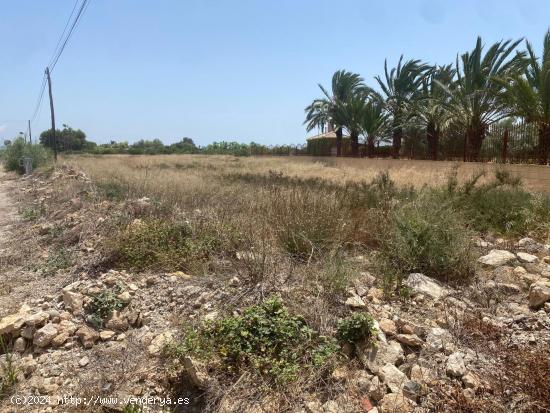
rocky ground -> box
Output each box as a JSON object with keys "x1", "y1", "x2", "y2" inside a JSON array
[{"x1": 0, "y1": 167, "x2": 549, "y2": 412}]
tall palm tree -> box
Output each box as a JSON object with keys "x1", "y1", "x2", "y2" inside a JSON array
[
  {"x1": 376, "y1": 56, "x2": 431, "y2": 158},
  {"x1": 415, "y1": 64, "x2": 456, "y2": 160},
  {"x1": 304, "y1": 70, "x2": 365, "y2": 156},
  {"x1": 501, "y1": 30, "x2": 550, "y2": 165},
  {"x1": 440, "y1": 37, "x2": 525, "y2": 161},
  {"x1": 335, "y1": 93, "x2": 368, "y2": 157},
  {"x1": 361, "y1": 93, "x2": 388, "y2": 157}
]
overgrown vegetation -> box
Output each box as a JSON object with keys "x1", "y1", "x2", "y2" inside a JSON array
[
  {"x1": 40, "y1": 248, "x2": 73, "y2": 276},
  {"x1": 1, "y1": 138, "x2": 52, "y2": 174},
  {"x1": 336, "y1": 312, "x2": 377, "y2": 344},
  {"x1": 172, "y1": 297, "x2": 339, "y2": 385}
]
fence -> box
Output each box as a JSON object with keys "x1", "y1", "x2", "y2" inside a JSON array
[{"x1": 305, "y1": 123, "x2": 546, "y2": 165}]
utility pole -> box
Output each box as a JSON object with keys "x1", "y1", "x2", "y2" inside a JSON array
[
  {"x1": 28, "y1": 120, "x2": 32, "y2": 144},
  {"x1": 45, "y1": 67, "x2": 57, "y2": 161}
]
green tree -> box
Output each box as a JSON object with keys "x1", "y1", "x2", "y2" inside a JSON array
[
  {"x1": 361, "y1": 94, "x2": 389, "y2": 157},
  {"x1": 376, "y1": 56, "x2": 431, "y2": 158},
  {"x1": 439, "y1": 37, "x2": 525, "y2": 161},
  {"x1": 304, "y1": 70, "x2": 365, "y2": 156},
  {"x1": 415, "y1": 64, "x2": 456, "y2": 160},
  {"x1": 169, "y1": 137, "x2": 198, "y2": 154},
  {"x1": 501, "y1": 29, "x2": 550, "y2": 164},
  {"x1": 40, "y1": 124, "x2": 87, "y2": 152}
]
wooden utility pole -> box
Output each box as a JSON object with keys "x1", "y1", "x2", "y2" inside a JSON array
[
  {"x1": 28, "y1": 120, "x2": 32, "y2": 144},
  {"x1": 45, "y1": 67, "x2": 57, "y2": 161}
]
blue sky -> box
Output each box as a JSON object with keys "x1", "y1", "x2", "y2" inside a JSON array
[{"x1": 1, "y1": 0, "x2": 549, "y2": 146}]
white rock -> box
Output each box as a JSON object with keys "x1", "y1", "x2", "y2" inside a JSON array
[
  {"x1": 378, "y1": 393, "x2": 412, "y2": 413},
  {"x1": 516, "y1": 252, "x2": 538, "y2": 264},
  {"x1": 13, "y1": 337, "x2": 27, "y2": 353},
  {"x1": 345, "y1": 294, "x2": 366, "y2": 308},
  {"x1": 446, "y1": 352, "x2": 466, "y2": 377},
  {"x1": 147, "y1": 331, "x2": 173, "y2": 355},
  {"x1": 63, "y1": 291, "x2": 84, "y2": 315},
  {"x1": 404, "y1": 273, "x2": 448, "y2": 300},
  {"x1": 378, "y1": 363, "x2": 407, "y2": 393},
  {"x1": 33, "y1": 323, "x2": 58, "y2": 347},
  {"x1": 357, "y1": 340, "x2": 404, "y2": 374},
  {"x1": 528, "y1": 280, "x2": 550, "y2": 308},
  {"x1": 426, "y1": 327, "x2": 453, "y2": 351},
  {"x1": 396, "y1": 334, "x2": 423, "y2": 347},
  {"x1": 478, "y1": 250, "x2": 516, "y2": 267},
  {"x1": 78, "y1": 356, "x2": 89, "y2": 367}
]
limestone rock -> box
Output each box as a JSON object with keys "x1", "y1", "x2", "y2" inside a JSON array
[
  {"x1": 13, "y1": 337, "x2": 26, "y2": 353},
  {"x1": 51, "y1": 332, "x2": 69, "y2": 347},
  {"x1": 404, "y1": 273, "x2": 448, "y2": 300},
  {"x1": 105, "y1": 311, "x2": 129, "y2": 332},
  {"x1": 63, "y1": 290, "x2": 84, "y2": 315},
  {"x1": 378, "y1": 363, "x2": 407, "y2": 393},
  {"x1": 426, "y1": 327, "x2": 453, "y2": 351},
  {"x1": 24, "y1": 311, "x2": 50, "y2": 327},
  {"x1": 378, "y1": 393, "x2": 412, "y2": 413},
  {"x1": 357, "y1": 340, "x2": 404, "y2": 374},
  {"x1": 395, "y1": 334, "x2": 423, "y2": 348},
  {"x1": 345, "y1": 294, "x2": 366, "y2": 308},
  {"x1": 446, "y1": 352, "x2": 466, "y2": 377},
  {"x1": 528, "y1": 280, "x2": 550, "y2": 308},
  {"x1": 147, "y1": 331, "x2": 173, "y2": 355},
  {"x1": 183, "y1": 356, "x2": 210, "y2": 389},
  {"x1": 33, "y1": 323, "x2": 58, "y2": 347},
  {"x1": 478, "y1": 250, "x2": 516, "y2": 267},
  {"x1": 76, "y1": 326, "x2": 99, "y2": 349},
  {"x1": 517, "y1": 252, "x2": 538, "y2": 264},
  {"x1": 379, "y1": 319, "x2": 397, "y2": 336},
  {"x1": 368, "y1": 376, "x2": 387, "y2": 402},
  {"x1": 99, "y1": 330, "x2": 116, "y2": 341}
]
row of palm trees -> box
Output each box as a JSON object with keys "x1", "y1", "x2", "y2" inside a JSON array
[{"x1": 304, "y1": 30, "x2": 550, "y2": 164}]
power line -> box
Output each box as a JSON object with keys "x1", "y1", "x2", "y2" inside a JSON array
[
  {"x1": 50, "y1": 0, "x2": 91, "y2": 73},
  {"x1": 47, "y1": 0, "x2": 81, "y2": 69},
  {"x1": 30, "y1": 74, "x2": 47, "y2": 125}
]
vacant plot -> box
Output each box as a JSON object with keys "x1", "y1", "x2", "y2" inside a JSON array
[{"x1": 1, "y1": 154, "x2": 549, "y2": 412}]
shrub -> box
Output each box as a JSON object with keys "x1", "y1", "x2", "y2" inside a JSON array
[
  {"x1": 0, "y1": 336, "x2": 17, "y2": 400},
  {"x1": 108, "y1": 218, "x2": 230, "y2": 272},
  {"x1": 40, "y1": 248, "x2": 73, "y2": 276},
  {"x1": 267, "y1": 187, "x2": 347, "y2": 260},
  {"x1": 379, "y1": 193, "x2": 475, "y2": 283},
  {"x1": 336, "y1": 312, "x2": 377, "y2": 344},
  {"x1": 85, "y1": 290, "x2": 125, "y2": 328},
  {"x1": 1, "y1": 138, "x2": 52, "y2": 173},
  {"x1": 174, "y1": 297, "x2": 339, "y2": 384}
]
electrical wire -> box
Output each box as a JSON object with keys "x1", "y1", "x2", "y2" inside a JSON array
[{"x1": 47, "y1": 0, "x2": 81, "y2": 69}]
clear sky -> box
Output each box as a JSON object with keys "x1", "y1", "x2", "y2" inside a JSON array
[{"x1": 1, "y1": 0, "x2": 549, "y2": 146}]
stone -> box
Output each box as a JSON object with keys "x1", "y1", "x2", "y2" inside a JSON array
[
  {"x1": 147, "y1": 331, "x2": 173, "y2": 355},
  {"x1": 462, "y1": 371, "x2": 481, "y2": 389},
  {"x1": 378, "y1": 319, "x2": 397, "y2": 336},
  {"x1": 322, "y1": 400, "x2": 339, "y2": 413},
  {"x1": 528, "y1": 280, "x2": 550, "y2": 308},
  {"x1": 402, "y1": 380, "x2": 421, "y2": 402},
  {"x1": 426, "y1": 327, "x2": 453, "y2": 351},
  {"x1": 0, "y1": 313, "x2": 25, "y2": 335},
  {"x1": 33, "y1": 323, "x2": 58, "y2": 347},
  {"x1": 404, "y1": 273, "x2": 448, "y2": 300},
  {"x1": 517, "y1": 237, "x2": 542, "y2": 252},
  {"x1": 446, "y1": 352, "x2": 466, "y2": 377},
  {"x1": 99, "y1": 330, "x2": 116, "y2": 341},
  {"x1": 368, "y1": 376, "x2": 386, "y2": 402},
  {"x1": 410, "y1": 364, "x2": 435, "y2": 384},
  {"x1": 395, "y1": 334, "x2": 423, "y2": 347},
  {"x1": 478, "y1": 250, "x2": 516, "y2": 267},
  {"x1": 63, "y1": 290, "x2": 84, "y2": 315},
  {"x1": 13, "y1": 337, "x2": 26, "y2": 353},
  {"x1": 378, "y1": 363, "x2": 407, "y2": 393},
  {"x1": 118, "y1": 291, "x2": 132, "y2": 304},
  {"x1": 76, "y1": 326, "x2": 99, "y2": 349},
  {"x1": 345, "y1": 294, "x2": 366, "y2": 308},
  {"x1": 51, "y1": 332, "x2": 69, "y2": 347},
  {"x1": 20, "y1": 326, "x2": 35, "y2": 340},
  {"x1": 517, "y1": 252, "x2": 538, "y2": 264},
  {"x1": 514, "y1": 266, "x2": 527, "y2": 275},
  {"x1": 378, "y1": 393, "x2": 412, "y2": 413},
  {"x1": 105, "y1": 312, "x2": 129, "y2": 332},
  {"x1": 23, "y1": 311, "x2": 49, "y2": 327},
  {"x1": 78, "y1": 356, "x2": 89, "y2": 367},
  {"x1": 357, "y1": 340, "x2": 404, "y2": 374},
  {"x1": 366, "y1": 288, "x2": 384, "y2": 302}
]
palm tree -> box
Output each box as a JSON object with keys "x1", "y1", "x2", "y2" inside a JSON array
[
  {"x1": 440, "y1": 37, "x2": 525, "y2": 161},
  {"x1": 415, "y1": 64, "x2": 456, "y2": 160},
  {"x1": 362, "y1": 93, "x2": 388, "y2": 157},
  {"x1": 501, "y1": 30, "x2": 550, "y2": 165},
  {"x1": 335, "y1": 93, "x2": 369, "y2": 157},
  {"x1": 376, "y1": 56, "x2": 431, "y2": 158},
  {"x1": 304, "y1": 70, "x2": 365, "y2": 156}
]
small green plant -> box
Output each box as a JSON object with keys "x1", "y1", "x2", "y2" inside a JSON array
[
  {"x1": 0, "y1": 336, "x2": 17, "y2": 400},
  {"x1": 41, "y1": 248, "x2": 73, "y2": 276},
  {"x1": 122, "y1": 403, "x2": 143, "y2": 413},
  {"x1": 336, "y1": 313, "x2": 377, "y2": 344},
  {"x1": 379, "y1": 193, "x2": 475, "y2": 283},
  {"x1": 320, "y1": 252, "x2": 356, "y2": 292},
  {"x1": 19, "y1": 207, "x2": 40, "y2": 221},
  {"x1": 173, "y1": 297, "x2": 339, "y2": 384},
  {"x1": 85, "y1": 290, "x2": 125, "y2": 328},
  {"x1": 108, "y1": 218, "x2": 223, "y2": 272}
]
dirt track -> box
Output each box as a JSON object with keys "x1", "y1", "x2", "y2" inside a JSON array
[{"x1": 0, "y1": 170, "x2": 17, "y2": 249}]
